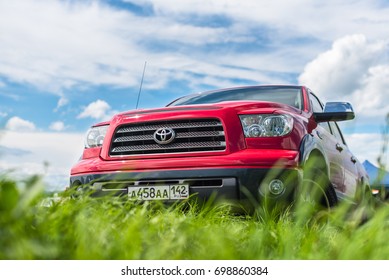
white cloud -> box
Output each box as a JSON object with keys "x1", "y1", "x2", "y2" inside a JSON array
[
  {"x1": 299, "y1": 34, "x2": 386, "y2": 98},
  {"x1": 0, "y1": 0, "x2": 244, "y2": 92},
  {"x1": 1, "y1": 0, "x2": 389, "y2": 95},
  {"x1": 54, "y1": 96, "x2": 69, "y2": 111},
  {"x1": 0, "y1": 91, "x2": 20, "y2": 101},
  {"x1": 5, "y1": 116, "x2": 36, "y2": 132},
  {"x1": 0, "y1": 130, "x2": 84, "y2": 190},
  {"x1": 0, "y1": 111, "x2": 8, "y2": 118},
  {"x1": 0, "y1": 1, "x2": 142, "y2": 91},
  {"x1": 49, "y1": 121, "x2": 66, "y2": 131},
  {"x1": 135, "y1": 0, "x2": 389, "y2": 40},
  {"x1": 77, "y1": 99, "x2": 115, "y2": 120},
  {"x1": 299, "y1": 34, "x2": 389, "y2": 124},
  {"x1": 351, "y1": 65, "x2": 389, "y2": 118},
  {"x1": 346, "y1": 133, "x2": 388, "y2": 167}
]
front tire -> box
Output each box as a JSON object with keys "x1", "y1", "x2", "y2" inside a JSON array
[{"x1": 300, "y1": 167, "x2": 338, "y2": 210}]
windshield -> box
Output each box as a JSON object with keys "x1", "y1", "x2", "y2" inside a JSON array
[{"x1": 168, "y1": 86, "x2": 303, "y2": 110}]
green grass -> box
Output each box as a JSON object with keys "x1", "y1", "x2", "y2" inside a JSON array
[{"x1": 1, "y1": 173, "x2": 389, "y2": 260}]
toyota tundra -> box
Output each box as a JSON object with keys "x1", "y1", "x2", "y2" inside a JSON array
[{"x1": 69, "y1": 85, "x2": 370, "y2": 209}]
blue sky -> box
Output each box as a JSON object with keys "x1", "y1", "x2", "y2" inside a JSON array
[{"x1": 1, "y1": 0, "x2": 389, "y2": 190}]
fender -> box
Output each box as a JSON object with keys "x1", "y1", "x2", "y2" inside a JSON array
[{"x1": 298, "y1": 133, "x2": 330, "y2": 176}]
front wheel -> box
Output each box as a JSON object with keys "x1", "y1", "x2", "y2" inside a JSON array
[{"x1": 296, "y1": 168, "x2": 338, "y2": 216}]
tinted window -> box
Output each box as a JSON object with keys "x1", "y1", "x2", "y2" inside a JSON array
[
  {"x1": 168, "y1": 86, "x2": 303, "y2": 109},
  {"x1": 310, "y1": 93, "x2": 323, "y2": 112},
  {"x1": 310, "y1": 93, "x2": 332, "y2": 133}
]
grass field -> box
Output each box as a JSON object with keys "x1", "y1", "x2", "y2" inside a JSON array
[{"x1": 1, "y1": 173, "x2": 389, "y2": 260}]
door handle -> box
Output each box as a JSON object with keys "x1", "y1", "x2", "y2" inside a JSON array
[
  {"x1": 335, "y1": 143, "x2": 343, "y2": 152},
  {"x1": 351, "y1": 156, "x2": 357, "y2": 164}
]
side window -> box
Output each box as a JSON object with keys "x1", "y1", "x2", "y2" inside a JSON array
[
  {"x1": 310, "y1": 93, "x2": 323, "y2": 113},
  {"x1": 310, "y1": 92, "x2": 332, "y2": 134},
  {"x1": 329, "y1": 122, "x2": 346, "y2": 145}
]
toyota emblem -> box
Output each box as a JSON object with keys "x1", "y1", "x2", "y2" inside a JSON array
[{"x1": 153, "y1": 128, "x2": 176, "y2": 144}]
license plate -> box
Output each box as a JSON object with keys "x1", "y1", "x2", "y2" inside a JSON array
[{"x1": 128, "y1": 184, "x2": 189, "y2": 200}]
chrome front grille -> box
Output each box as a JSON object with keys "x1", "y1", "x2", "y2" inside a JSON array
[{"x1": 110, "y1": 118, "x2": 226, "y2": 156}]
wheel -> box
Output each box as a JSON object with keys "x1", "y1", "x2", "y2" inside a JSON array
[{"x1": 296, "y1": 164, "x2": 338, "y2": 219}]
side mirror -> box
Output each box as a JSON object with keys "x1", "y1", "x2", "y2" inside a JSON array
[{"x1": 314, "y1": 102, "x2": 355, "y2": 122}]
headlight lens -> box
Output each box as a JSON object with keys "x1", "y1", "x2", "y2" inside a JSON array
[
  {"x1": 239, "y1": 114, "x2": 293, "y2": 137},
  {"x1": 85, "y1": 125, "x2": 109, "y2": 148}
]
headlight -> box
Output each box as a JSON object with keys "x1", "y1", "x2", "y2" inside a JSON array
[
  {"x1": 85, "y1": 125, "x2": 109, "y2": 148},
  {"x1": 239, "y1": 114, "x2": 293, "y2": 137}
]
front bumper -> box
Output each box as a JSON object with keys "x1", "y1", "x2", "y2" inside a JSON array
[{"x1": 70, "y1": 167, "x2": 302, "y2": 209}]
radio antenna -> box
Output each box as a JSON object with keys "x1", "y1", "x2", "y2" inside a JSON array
[{"x1": 136, "y1": 61, "x2": 147, "y2": 109}]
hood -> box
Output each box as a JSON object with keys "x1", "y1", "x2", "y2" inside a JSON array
[{"x1": 116, "y1": 100, "x2": 302, "y2": 118}]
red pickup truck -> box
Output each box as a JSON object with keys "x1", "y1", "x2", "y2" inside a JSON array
[{"x1": 70, "y1": 85, "x2": 370, "y2": 209}]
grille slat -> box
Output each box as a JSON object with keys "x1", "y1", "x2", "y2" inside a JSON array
[
  {"x1": 110, "y1": 119, "x2": 226, "y2": 156},
  {"x1": 112, "y1": 141, "x2": 226, "y2": 153},
  {"x1": 114, "y1": 131, "x2": 225, "y2": 143},
  {"x1": 116, "y1": 120, "x2": 221, "y2": 133}
]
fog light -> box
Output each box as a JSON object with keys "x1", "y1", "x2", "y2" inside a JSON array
[{"x1": 268, "y1": 179, "x2": 285, "y2": 195}]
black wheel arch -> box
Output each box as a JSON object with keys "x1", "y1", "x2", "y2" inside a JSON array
[
  {"x1": 298, "y1": 134, "x2": 338, "y2": 207},
  {"x1": 298, "y1": 134, "x2": 330, "y2": 176}
]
